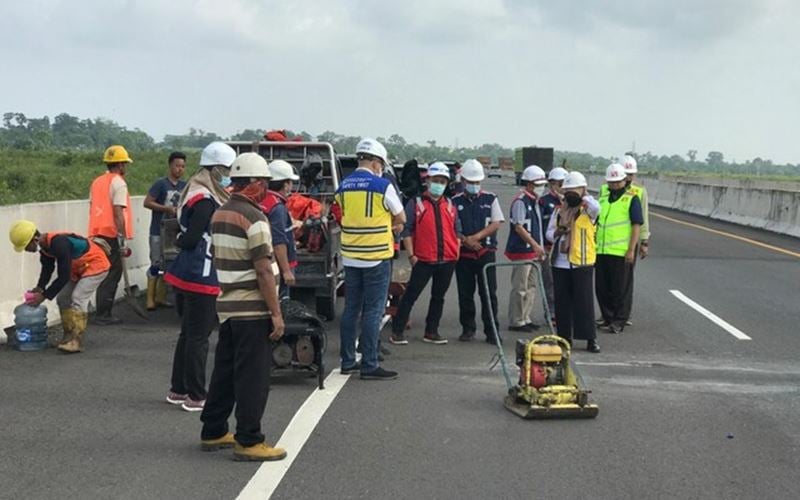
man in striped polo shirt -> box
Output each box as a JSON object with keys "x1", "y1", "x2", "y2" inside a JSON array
[{"x1": 199, "y1": 153, "x2": 287, "y2": 462}]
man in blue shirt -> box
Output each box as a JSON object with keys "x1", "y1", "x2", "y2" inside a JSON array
[
  {"x1": 144, "y1": 151, "x2": 187, "y2": 310},
  {"x1": 261, "y1": 160, "x2": 300, "y2": 300}
]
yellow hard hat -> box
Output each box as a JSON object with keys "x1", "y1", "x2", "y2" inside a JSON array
[
  {"x1": 103, "y1": 145, "x2": 133, "y2": 164},
  {"x1": 9, "y1": 220, "x2": 37, "y2": 252}
]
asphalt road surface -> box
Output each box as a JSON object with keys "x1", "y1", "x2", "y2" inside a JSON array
[{"x1": 2, "y1": 171, "x2": 799, "y2": 499}]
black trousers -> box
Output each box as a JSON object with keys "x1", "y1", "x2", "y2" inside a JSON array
[
  {"x1": 171, "y1": 290, "x2": 217, "y2": 400},
  {"x1": 201, "y1": 318, "x2": 273, "y2": 447},
  {"x1": 621, "y1": 244, "x2": 639, "y2": 321},
  {"x1": 392, "y1": 261, "x2": 456, "y2": 335},
  {"x1": 95, "y1": 236, "x2": 122, "y2": 317},
  {"x1": 455, "y1": 253, "x2": 499, "y2": 338},
  {"x1": 594, "y1": 254, "x2": 632, "y2": 328},
  {"x1": 553, "y1": 267, "x2": 596, "y2": 341}
]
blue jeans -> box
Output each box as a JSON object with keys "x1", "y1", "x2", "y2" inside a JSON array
[{"x1": 340, "y1": 260, "x2": 391, "y2": 373}]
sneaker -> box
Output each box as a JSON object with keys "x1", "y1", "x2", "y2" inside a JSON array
[
  {"x1": 201, "y1": 432, "x2": 236, "y2": 452},
  {"x1": 341, "y1": 363, "x2": 361, "y2": 375},
  {"x1": 165, "y1": 391, "x2": 188, "y2": 405},
  {"x1": 181, "y1": 398, "x2": 205, "y2": 412},
  {"x1": 587, "y1": 339, "x2": 601, "y2": 353},
  {"x1": 625, "y1": 320, "x2": 633, "y2": 326},
  {"x1": 389, "y1": 332, "x2": 408, "y2": 345},
  {"x1": 360, "y1": 367, "x2": 398, "y2": 380},
  {"x1": 509, "y1": 324, "x2": 535, "y2": 333},
  {"x1": 458, "y1": 330, "x2": 476, "y2": 342},
  {"x1": 233, "y1": 442, "x2": 287, "y2": 462},
  {"x1": 423, "y1": 332, "x2": 448, "y2": 345},
  {"x1": 595, "y1": 318, "x2": 609, "y2": 327},
  {"x1": 92, "y1": 314, "x2": 122, "y2": 326}
]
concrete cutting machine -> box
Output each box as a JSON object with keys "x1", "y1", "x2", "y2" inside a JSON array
[{"x1": 481, "y1": 261, "x2": 599, "y2": 419}]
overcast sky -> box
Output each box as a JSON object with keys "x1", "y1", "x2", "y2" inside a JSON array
[{"x1": 2, "y1": 0, "x2": 798, "y2": 163}]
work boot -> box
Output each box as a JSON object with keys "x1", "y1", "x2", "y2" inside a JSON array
[
  {"x1": 155, "y1": 276, "x2": 173, "y2": 308},
  {"x1": 146, "y1": 276, "x2": 157, "y2": 311},
  {"x1": 587, "y1": 339, "x2": 601, "y2": 353},
  {"x1": 233, "y1": 442, "x2": 287, "y2": 462},
  {"x1": 59, "y1": 311, "x2": 87, "y2": 353},
  {"x1": 58, "y1": 309, "x2": 75, "y2": 347},
  {"x1": 201, "y1": 432, "x2": 236, "y2": 452}
]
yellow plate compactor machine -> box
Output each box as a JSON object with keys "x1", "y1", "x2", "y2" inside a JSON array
[{"x1": 482, "y1": 262, "x2": 599, "y2": 419}]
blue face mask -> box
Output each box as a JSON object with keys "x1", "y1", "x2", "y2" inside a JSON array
[
  {"x1": 428, "y1": 182, "x2": 446, "y2": 197},
  {"x1": 465, "y1": 183, "x2": 480, "y2": 195},
  {"x1": 220, "y1": 176, "x2": 231, "y2": 188}
]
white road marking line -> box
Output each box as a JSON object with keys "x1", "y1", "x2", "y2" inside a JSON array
[
  {"x1": 236, "y1": 369, "x2": 351, "y2": 500},
  {"x1": 669, "y1": 289, "x2": 752, "y2": 340}
]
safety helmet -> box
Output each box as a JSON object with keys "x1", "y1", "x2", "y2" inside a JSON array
[
  {"x1": 460, "y1": 159, "x2": 485, "y2": 182},
  {"x1": 103, "y1": 145, "x2": 133, "y2": 164},
  {"x1": 623, "y1": 154, "x2": 638, "y2": 174},
  {"x1": 355, "y1": 138, "x2": 388, "y2": 165},
  {"x1": 562, "y1": 171, "x2": 588, "y2": 189},
  {"x1": 9, "y1": 220, "x2": 37, "y2": 252},
  {"x1": 200, "y1": 142, "x2": 237, "y2": 167},
  {"x1": 605, "y1": 163, "x2": 627, "y2": 182},
  {"x1": 548, "y1": 167, "x2": 568, "y2": 182},
  {"x1": 230, "y1": 153, "x2": 271, "y2": 179},
  {"x1": 268, "y1": 160, "x2": 299, "y2": 182},
  {"x1": 427, "y1": 162, "x2": 451, "y2": 180},
  {"x1": 521, "y1": 165, "x2": 547, "y2": 185}
]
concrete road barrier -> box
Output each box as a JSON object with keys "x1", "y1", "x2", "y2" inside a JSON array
[
  {"x1": 585, "y1": 174, "x2": 800, "y2": 238},
  {"x1": 1, "y1": 196, "x2": 151, "y2": 339}
]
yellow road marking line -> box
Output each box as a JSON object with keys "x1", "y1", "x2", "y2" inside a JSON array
[{"x1": 651, "y1": 211, "x2": 800, "y2": 259}]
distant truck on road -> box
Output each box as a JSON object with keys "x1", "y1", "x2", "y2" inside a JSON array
[{"x1": 514, "y1": 147, "x2": 554, "y2": 185}]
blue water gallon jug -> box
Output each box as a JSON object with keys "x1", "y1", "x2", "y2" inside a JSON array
[{"x1": 13, "y1": 303, "x2": 48, "y2": 351}]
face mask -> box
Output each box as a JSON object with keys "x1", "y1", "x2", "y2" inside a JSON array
[
  {"x1": 564, "y1": 192, "x2": 582, "y2": 207},
  {"x1": 428, "y1": 183, "x2": 446, "y2": 197},
  {"x1": 610, "y1": 186, "x2": 626, "y2": 197},
  {"x1": 533, "y1": 185, "x2": 547, "y2": 197},
  {"x1": 465, "y1": 183, "x2": 480, "y2": 195},
  {"x1": 220, "y1": 176, "x2": 232, "y2": 188}
]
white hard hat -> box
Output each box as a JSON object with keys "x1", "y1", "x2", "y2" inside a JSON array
[
  {"x1": 605, "y1": 163, "x2": 627, "y2": 182},
  {"x1": 230, "y1": 152, "x2": 270, "y2": 179},
  {"x1": 355, "y1": 137, "x2": 388, "y2": 165},
  {"x1": 268, "y1": 160, "x2": 299, "y2": 182},
  {"x1": 623, "y1": 155, "x2": 638, "y2": 174},
  {"x1": 427, "y1": 162, "x2": 451, "y2": 180},
  {"x1": 521, "y1": 165, "x2": 547, "y2": 184},
  {"x1": 460, "y1": 159, "x2": 485, "y2": 181},
  {"x1": 562, "y1": 171, "x2": 588, "y2": 189},
  {"x1": 200, "y1": 141, "x2": 236, "y2": 167},
  {"x1": 548, "y1": 167, "x2": 568, "y2": 182}
]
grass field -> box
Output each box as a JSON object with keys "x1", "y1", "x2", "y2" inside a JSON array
[{"x1": 0, "y1": 149, "x2": 201, "y2": 205}]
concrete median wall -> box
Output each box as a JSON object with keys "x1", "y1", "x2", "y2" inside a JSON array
[
  {"x1": 585, "y1": 174, "x2": 800, "y2": 238},
  {"x1": 0, "y1": 196, "x2": 151, "y2": 340}
]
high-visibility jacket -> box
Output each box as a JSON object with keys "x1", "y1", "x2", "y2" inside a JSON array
[
  {"x1": 88, "y1": 172, "x2": 133, "y2": 239},
  {"x1": 40, "y1": 232, "x2": 111, "y2": 281},
  {"x1": 411, "y1": 195, "x2": 460, "y2": 263},
  {"x1": 597, "y1": 190, "x2": 635, "y2": 257},
  {"x1": 566, "y1": 210, "x2": 596, "y2": 267},
  {"x1": 335, "y1": 170, "x2": 394, "y2": 261},
  {"x1": 600, "y1": 183, "x2": 649, "y2": 242}
]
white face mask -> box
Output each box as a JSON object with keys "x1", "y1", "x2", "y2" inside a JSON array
[{"x1": 533, "y1": 185, "x2": 547, "y2": 197}]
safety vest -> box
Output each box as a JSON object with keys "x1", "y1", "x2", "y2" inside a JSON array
[
  {"x1": 335, "y1": 170, "x2": 394, "y2": 261},
  {"x1": 505, "y1": 191, "x2": 544, "y2": 261},
  {"x1": 597, "y1": 190, "x2": 634, "y2": 257},
  {"x1": 261, "y1": 191, "x2": 298, "y2": 268},
  {"x1": 566, "y1": 211, "x2": 596, "y2": 267},
  {"x1": 88, "y1": 172, "x2": 133, "y2": 239},
  {"x1": 164, "y1": 188, "x2": 221, "y2": 295},
  {"x1": 40, "y1": 232, "x2": 111, "y2": 281},
  {"x1": 452, "y1": 191, "x2": 498, "y2": 259},
  {"x1": 412, "y1": 195, "x2": 460, "y2": 263}
]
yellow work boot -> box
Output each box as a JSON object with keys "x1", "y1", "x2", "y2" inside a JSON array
[
  {"x1": 201, "y1": 432, "x2": 236, "y2": 452},
  {"x1": 146, "y1": 276, "x2": 157, "y2": 311},
  {"x1": 155, "y1": 276, "x2": 173, "y2": 308},
  {"x1": 233, "y1": 442, "x2": 287, "y2": 462},
  {"x1": 58, "y1": 309, "x2": 75, "y2": 347},
  {"x1": 59, "y1": 311, "x2": 87, "y2": 353}
]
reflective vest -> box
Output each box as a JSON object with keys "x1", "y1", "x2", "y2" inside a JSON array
[
  {"x1": 164, "y1": 188, "x2": 220, "y2": 295},
  {"x1": 261, "y1": 191, "x2": 298, "y2": 268},
  {"x1": 335, "y1": 170, "x2": 394, "y2": 261},
  {"x1": 555, "y1": 210, "x2": 596, "y2": 267},
  {"x1": 88, "y1": 172, "x2": 133, "y2": 239},
  {"x1": 505, "y1": 191, "x2": 543, "y2": 260},
  {"x1": 452, "y1": 191, "x2": 498, "y2": 259},
  {"x1": 40, "y1": 232, "x2": 111, "y2": 281},
  {"x1": 597, "y1": 190, "x2": 634, "y2": 257},
  {"x1": 412, "y1": 195, "x2": 460, "y2": 263}
]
